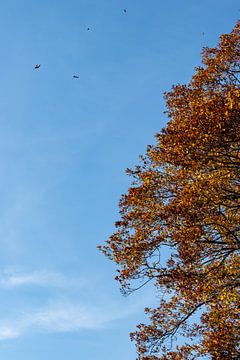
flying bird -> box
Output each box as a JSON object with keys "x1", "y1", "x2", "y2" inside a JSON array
[
  {"x1": 123, "y1": 9, "x2": 127, "y2": 13},
  {"x1": 34, "y1": 64, "x2": 41, "y2": 69},
  {"x1": 87, "y1": 27, "x2": 90, "y2": 31},
  {"x1": 73, "y1": 75, "x2": 79, "y2": 79}
]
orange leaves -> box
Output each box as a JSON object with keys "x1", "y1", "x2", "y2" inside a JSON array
[{"x1": 99, "y1": 21, "x2": 240, "y2": 359}]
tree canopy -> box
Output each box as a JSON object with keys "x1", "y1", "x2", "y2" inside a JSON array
[{"x1": 99, "y1": 21, "x2": 240, "y2": 359}]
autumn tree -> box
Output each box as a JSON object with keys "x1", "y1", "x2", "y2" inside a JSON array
[{"x1": 99, "y1": 22, "x2": 240, "y2": 359}]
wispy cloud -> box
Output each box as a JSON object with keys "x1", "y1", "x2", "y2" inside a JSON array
[
  {"x1": 0, "y1": 327, "x2": 21, "y2": 340},
  {"x1": 0, "y1": 270, "x2": 84, "y2": 289},
  {"x1": 0, "y1": 269, "x2": 152, "y2": 341},
  {"x1": 0, "y1": 298, "x2": 138, "y2": 340}
]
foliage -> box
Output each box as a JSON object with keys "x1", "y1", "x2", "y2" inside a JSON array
[{"x1": 99, "y1": 22, "x2": 240, "y2": 359}]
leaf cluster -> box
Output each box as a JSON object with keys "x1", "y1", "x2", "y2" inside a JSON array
[{"x1": 99, "y1": 21, "x2": 240, "y2": 359}]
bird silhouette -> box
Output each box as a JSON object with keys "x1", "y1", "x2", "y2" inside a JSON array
[
  {"x1": 73, "y1": 75, "x2": 79, "y2": 79},
  {"x1": 34, "y1": 64, "x2": 41, "y2": 69},
  {"x1": 87, "y1": 27, "x2": 90, "y2": 31},
  {"x1": 123, "y1": 9, "x2": 127, "y2": 13}
]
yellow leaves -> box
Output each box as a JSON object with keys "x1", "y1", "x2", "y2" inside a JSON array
[
  {"x1": 226, "y1": 91, "x2": 235, "y2": 112},
  {"x1": 99, "y1": 20, "x2": 240, "y2": 360}
]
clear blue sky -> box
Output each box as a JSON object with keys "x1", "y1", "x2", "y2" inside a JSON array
[{"x1": 0, "y1": 1, "x2": 238, "y2": 359}]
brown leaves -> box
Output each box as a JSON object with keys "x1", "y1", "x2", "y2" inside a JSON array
[{"x1": 99, "y1": 21, "x2": 240, "y2": 359}]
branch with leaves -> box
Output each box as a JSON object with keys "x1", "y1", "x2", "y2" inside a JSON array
[{"x1": 99, "y1": 21, "x2": 240, "y2": 359}]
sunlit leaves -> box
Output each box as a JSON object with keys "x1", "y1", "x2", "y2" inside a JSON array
[{"x1": 99, "y1": 21, "x2": 240, "y2": 359}]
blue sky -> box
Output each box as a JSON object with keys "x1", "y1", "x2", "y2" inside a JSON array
[{"x1": 0, "y1": 1, "x2": 238, "y2": 359}]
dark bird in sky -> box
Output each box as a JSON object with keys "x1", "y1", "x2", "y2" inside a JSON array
[
  {"x1": 34, "y1": 64, "x2": 41, "y2": 69},
  {"x1": 73, "y1": 75, "x2": 79, "y2": 79},
  {"x1": 123, "y1": 9, "x2": 127, "y2": 13},
  {"x1": 87, "y1": 27, "x2": 90, "y2": 31}
]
